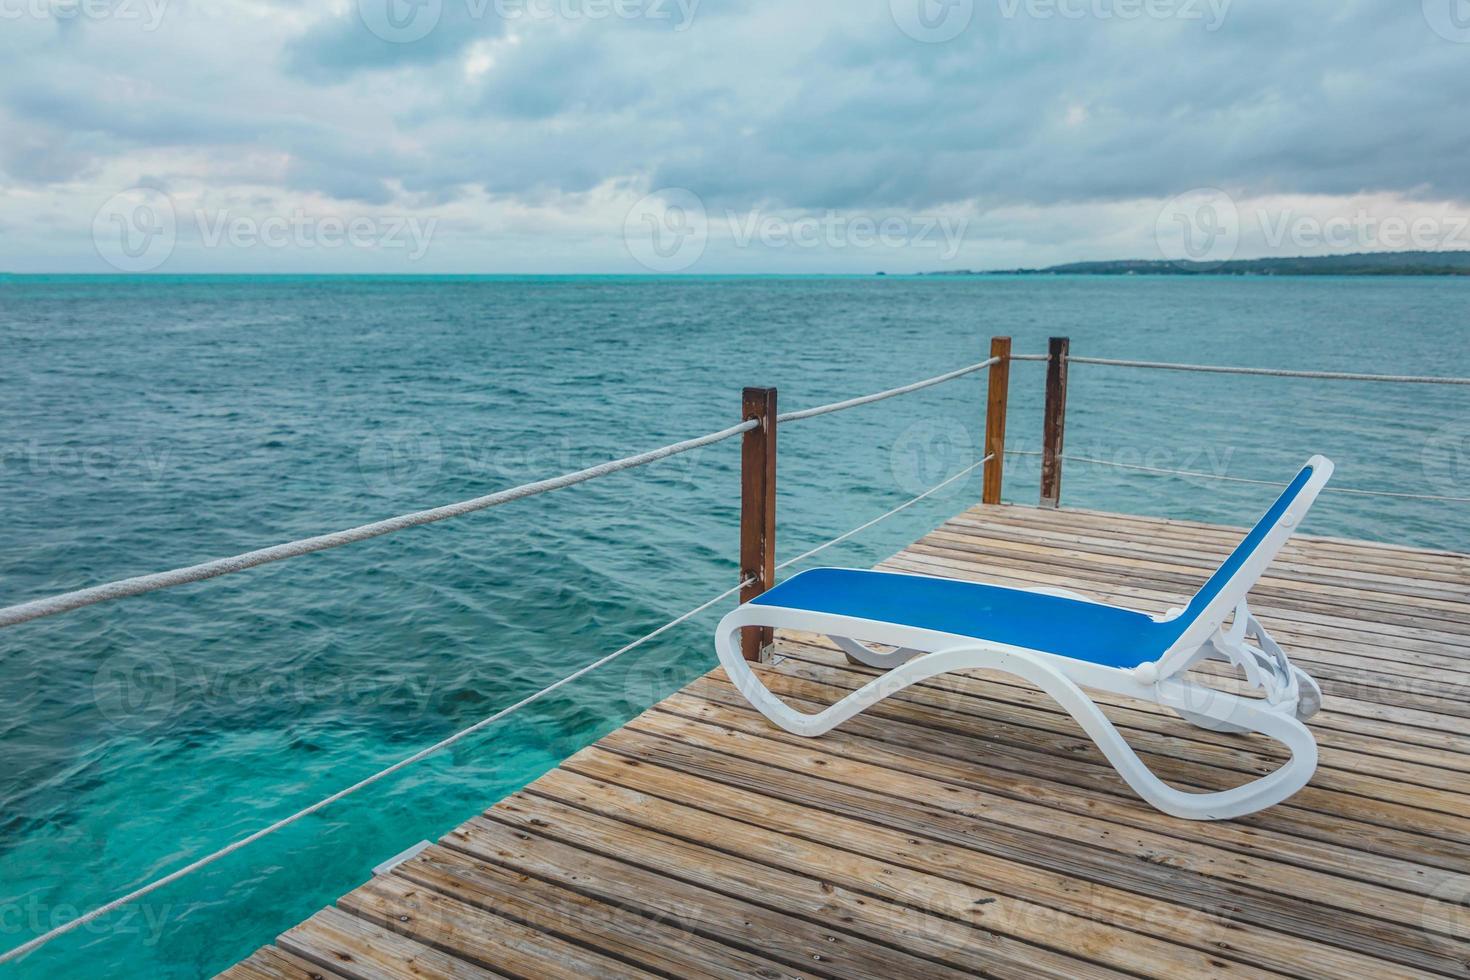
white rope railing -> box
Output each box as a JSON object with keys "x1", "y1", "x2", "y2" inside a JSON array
[
  {"x1": 1005, "y1": 450, "x2": 1470, "y2": 504},
  {"x1": 1, "y1": 354, "x2": 1022, "y2": 631},
  {"x1": 0, "y1": 421, "x2": 757, "y2": 630},
  {"x1": 0, "y1": 446, "x2": 1001, "y2": 965},
  {"x1": 0, "y1": 574, "x2": 752, "y2": 966},
  {"x1": 777, "y1": 357, "x2": 997, "y2": 423},
  {"x1": 776, "y1": 455, "x2": 992, "y2": 571},
  {"x1": 1066, "y1": 356, "x2": 1470, "y2": 386},
  {"x1": 10, "y1": 343, "x2": 1463, "y2": 963}
]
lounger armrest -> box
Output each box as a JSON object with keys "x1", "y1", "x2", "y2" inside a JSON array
[{"x1": 1200, "y1": 599, "x2": 1318, "y2": 719}]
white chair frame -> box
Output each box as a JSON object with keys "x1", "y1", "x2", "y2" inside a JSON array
[{"x1": 715, "y1": 456, "x2": 1334, "y2": 821}]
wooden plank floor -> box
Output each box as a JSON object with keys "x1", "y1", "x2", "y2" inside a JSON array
[{"x1": 221, "y1": 503, "x2": 1470, "y2": 980}]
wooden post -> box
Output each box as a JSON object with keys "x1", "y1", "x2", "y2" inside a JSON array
[
  {"x1": 982, "y1": 336, "x2": 1011, "y2": 505},
  {"x1": 740, "y1": 387, "x2": 777, "y2": 662},
  {"x1": 1040, "y1": 337, "x2": 1070, "y2": 509}
]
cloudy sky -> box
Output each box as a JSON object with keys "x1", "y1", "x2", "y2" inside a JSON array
[{"x1": 3, "y1": 0, "x2": 1469, "y2": 273}]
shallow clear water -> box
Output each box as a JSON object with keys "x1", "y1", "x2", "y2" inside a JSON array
[{"x1": 0, "y1": 274, "x2": 1465, "y2": 977}]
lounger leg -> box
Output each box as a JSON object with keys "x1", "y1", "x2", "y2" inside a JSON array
[
  {"x1": 716, "y1": 612, "x2": 1316, "y2": 820},
  {"x1": 831, "y1": 636, "x2": 924, "y2": 669},
  {"x1": 1114, "y1": 681, "x2": 1318, "y2": 820},
  {"x1": 1172, "y1": 707, "x2": 1250, "y2": 734}
]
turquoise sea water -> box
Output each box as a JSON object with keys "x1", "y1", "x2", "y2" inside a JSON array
[{"x1": 0, "y1": 275, "x2": 1466, "y2": 977}]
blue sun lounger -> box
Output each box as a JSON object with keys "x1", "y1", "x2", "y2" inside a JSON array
[{"x1": 716, "y1": 456, "x2": 1334, "y2": 820}]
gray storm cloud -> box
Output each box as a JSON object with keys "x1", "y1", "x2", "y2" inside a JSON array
[{"x1": 2, "y1": 0, "x2": 1468, "y2": 270}]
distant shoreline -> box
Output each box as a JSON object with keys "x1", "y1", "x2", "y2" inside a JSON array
[
  {"x1": 923, "y1": 250, "x2": 1470, "y2": 277},
  {"x1": 6, "y1": 249, "x2": 1470, "y2": 280}
]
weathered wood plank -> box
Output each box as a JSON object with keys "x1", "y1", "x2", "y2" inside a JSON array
[
  {"x1": 276, "y1": 907, "x2": 505, "y2": 980},
  {"x1": 471, "y1": 796, "x2": 1115, "y2": 980},
  {"x1": 777, "y1": 635, "x2": 1470, "y2": 785},
  {"x1": 220, "y1": 504, "x2": 1470, "y2": 980},
  {"x1": 752, "y1": 658, "x2": 1470, "y2": 850},
  {"x1": 337, "y1": 874, "x2": 659, "y2": 980},
  {"x1": 943, "y1": 512, "x2": 1470, "y2": 597},
  {"x1": 217, "y1": 946, "x2": 349, "y2": 980},
  {"x1": 622, "y1": 708, "x2": 1462, "y2": 942},
  {"x1": 954, "y1": 506, "x2": 1470, "y2": 581},
  {"x1": 933, "y1": 519, "x2": 1470, "y2": 614},
  {"x1": 882, "y1": 548, "x2": 1470, "y2": 663},
  {"x1": 886, "y1": 548, "x2": 1470, "y2": 690},
  {"x1": 534, "y1": 764, "x2": 1275, "y2": 979},
  {"x1": 899, "y1": 536, "x2": 1470, "y2": 642},
  {"x1": 659, "y1": 683, "x2": 1458, "y2": 896},
  {"x1": 391, "y1": 843, "x2": 822, "y2": 980},
  {"x1": 1019, "y1": 503, "x2": 1469, "y2": 567},
  {"x1": 579, "y1": 728, "x2": 1460, "y2": 976}
]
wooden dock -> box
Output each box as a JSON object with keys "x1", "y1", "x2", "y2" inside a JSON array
[{"x1": 221, "y1": 502, "x2": 1470, "y2": 979}]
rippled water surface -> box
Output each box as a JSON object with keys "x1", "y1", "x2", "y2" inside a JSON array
[{"x1": 0, "y1": 274, "x2": 1465, "y2": 977}]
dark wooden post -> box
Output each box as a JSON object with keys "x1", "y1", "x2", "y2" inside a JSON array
[
  {"x1": 1039, "y1": 337, "x2": 1070, "y2": 509},
  {"x1": 982, "y1": 336, "x2": 1011, "y2": 505},
  {"x1": 740, "y1": 387, "x2": 778, "y2": 661}
]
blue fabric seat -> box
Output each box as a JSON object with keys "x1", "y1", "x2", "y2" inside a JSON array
[
  {"x1": 754, "y1": 466, "x2": 1320, "y2": 671},
  {"x1": 752, "y1": 568, "x2": 1171, "y2": 669}
]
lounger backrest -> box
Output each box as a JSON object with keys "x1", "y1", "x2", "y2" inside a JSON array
[{"x1": 1156, "y1": 456, "x2": 1334, "y2": 674}]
